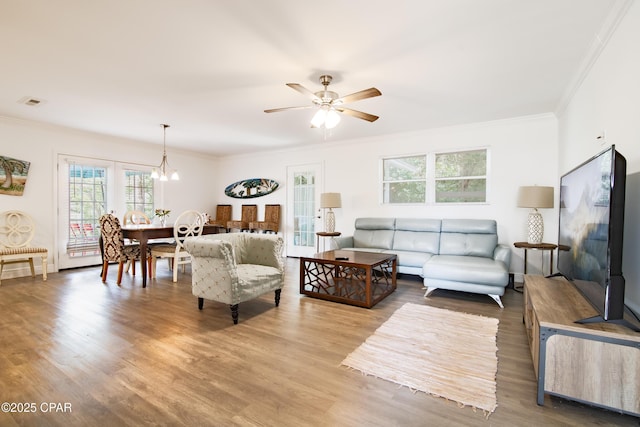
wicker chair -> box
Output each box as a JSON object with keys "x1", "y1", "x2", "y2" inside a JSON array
[
  {"x1": 0, "y1": 210, "x2": 48, "y2": 286},
  {"x1": 99, "y1": 214, "x2": 150, "y2": 285},
  {"x1": 249, "y1": 204, "x2": 280, "y2": 233},
  {"x1": 209, "y1": 204, "x2": 232, "y2": 233},
  {"x1": 227, "y1": 204, "x2": 257, "y2": 232}
]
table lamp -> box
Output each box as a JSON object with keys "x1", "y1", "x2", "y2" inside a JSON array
[
  {"x1": 320, "y1": 192, "x2": 341, "y2": 233},
  {"x1": 517, "y1": 186, "x2": 554, "y2": 244}
]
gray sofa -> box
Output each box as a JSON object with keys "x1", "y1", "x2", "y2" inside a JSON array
[{"x1": 333, "y1": 218, "x2": 511, "y2": 307}]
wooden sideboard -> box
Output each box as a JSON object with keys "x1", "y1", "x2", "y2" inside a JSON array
[{"x1": 523, "y1": 274, "x2": 640, "y2": 416}]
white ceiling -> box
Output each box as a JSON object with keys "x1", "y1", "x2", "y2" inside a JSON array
[{"x1": 0, "y1": 0, "x2": 623, "y2": 156}]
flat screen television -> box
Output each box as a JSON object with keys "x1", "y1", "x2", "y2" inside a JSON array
[{"x1": 557, "y1": 145, "x2": 639, "y2": 331}]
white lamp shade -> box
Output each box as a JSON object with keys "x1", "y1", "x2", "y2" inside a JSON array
[
  {"x1": 320, "y1": 193, "x2": 342, "y2": 209},
  {"x1": 517, "y1": 186, "x2": 554, "y2": 208}
]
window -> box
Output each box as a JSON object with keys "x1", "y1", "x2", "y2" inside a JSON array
[
  {"x1": 382, "y1": 148, "x2": 488, "y2": 204},
  {"x1": 382, "y1": 155, "x2": 427, "y2": 203},
  {"x1": 124, "y1": 170, "x2": 154, "y2": 217},
  {"x1": 434, "y1": 149, "x2": 487, "y2": 203}
]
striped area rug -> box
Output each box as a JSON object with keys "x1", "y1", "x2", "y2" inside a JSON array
[{"x1": 341, "y1": 303, "x2": 499, "y2": 414}]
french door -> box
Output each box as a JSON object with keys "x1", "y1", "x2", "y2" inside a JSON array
[
  {"x1": 57, "y1": 156, "x2": 113, "y2": 269},
  {"x1": 56, "y1": 155, "x2": 155, "y2": 269},
  {"x1": 286, "y1": 163, "x2": 323, "y2": 257}
]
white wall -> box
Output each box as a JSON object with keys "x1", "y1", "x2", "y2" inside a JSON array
[
  {"x1": 557, "y1": 1, "x2": 640, "y2": 313},
  {"x1": 0, "y1": 116, "x2": 218, "y2": 278},
  {"x1": 215, "y1": 113, "x2": 559, "y2": 278}
]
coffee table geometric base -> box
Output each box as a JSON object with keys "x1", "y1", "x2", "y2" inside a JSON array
[{"x1": 300, "y1": 250, "x2": 397, "y2": 308}]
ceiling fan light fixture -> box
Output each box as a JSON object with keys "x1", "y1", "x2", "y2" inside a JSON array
[
  {"x1": 325, "y1": 108, "x2": 341, "y2": 129},
  {"x1": 311, "y1": 107, "x2": 328, "y2": 128},
  {"x1": 267, "y1": 74, "x2": 381, "y2": 128}
]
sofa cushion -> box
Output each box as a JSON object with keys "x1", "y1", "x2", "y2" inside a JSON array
[
  {"x1": 423, "y1": 255, "x2": 508, "y2": 286},
  {"x1": 441, "y1": 219, "x2": 496, "y2": 234},
  {"x1": 355, "y1": 217, "x2": 396, "y2": 230},
  {"x1": 340, "y1": 247, "x2": 386, "y2": 254},
  {"x1": 392, "y1": 218, "x2": 441, "y2": 254},
  {"x1": 439, "y1": 219, "x2": 498, "y2": 258},
  {"x1": 392, "y1": 230, "x2": 440, "y2": 254},
  {"x1": 383, "y1": 249, "x2": 433, "y2": 268},
  {"x1": 353, "y1": 218, "x2": 396, "y2": 250},
  {"x1": 395, "y1": 218, "x2": 441, "y2": 232}
]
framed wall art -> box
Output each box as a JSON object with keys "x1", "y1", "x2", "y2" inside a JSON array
[{"x1": 0, "y1": 155, "x2": 30, "y2": 196}]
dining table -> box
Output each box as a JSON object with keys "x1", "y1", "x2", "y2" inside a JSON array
[{"x1": 121, "y1": 223, "x2": 220, "y2": 287}]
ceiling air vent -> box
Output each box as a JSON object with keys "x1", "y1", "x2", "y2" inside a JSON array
[{"x1": 18, "y1": 96, "x2": 46, "y2": 107}]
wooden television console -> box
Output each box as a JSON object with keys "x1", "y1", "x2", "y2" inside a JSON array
[{"x1": 523, "y1": 274, "x2": 640, "y2": 416}]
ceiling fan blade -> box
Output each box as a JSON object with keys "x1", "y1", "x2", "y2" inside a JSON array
[
  {"x1": 335, "y1": 87, "x2": 381, "y2": 105},
  {"x1": 336, "y1": 107, "x2": 379, "y2": 122},
  {"x1": 286, "y1": 83, "x2": 321, "y2": 102},
  {"x1": 264, "y1": 105, "x2": 312, "y2": 113}
]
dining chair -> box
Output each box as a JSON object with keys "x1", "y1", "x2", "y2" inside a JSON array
[
  {"x1": 122, "y1": 210, "x2": 152, "y2": 272},
  {"x1": 150, "y1": 210, "x2": 205, "y2": 282},
  {"x1": 0, "y1": 210, "x2": 48, "y2": 286},
  {"x1": 249, "y1": 204, "x2": 280, "y2": 233},
  {"x1": 209, "y1": 204, "x2": 232, "y2": 233},
  {"x1": 227, "y1": 204, "x2": 257, "y2": 232},
  {"x1": 99, "y1": 213, "x2": 151, "y2": 285}
]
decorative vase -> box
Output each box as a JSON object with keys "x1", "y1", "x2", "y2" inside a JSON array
[{"x1": 160, "y1": 217, "x2": 166, "y2": 227}]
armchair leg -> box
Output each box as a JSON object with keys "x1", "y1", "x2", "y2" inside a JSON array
[
  {"x1": 198, "y1": 297, "x2": 204, "y2": 310},
  {"x1": 275, "y1": 289, "x2": 281, "y2": 307},
  {"x1": 230, "y1": 304, "x2": 239, "y2": 324}
]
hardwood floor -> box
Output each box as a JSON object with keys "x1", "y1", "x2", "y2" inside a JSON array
[{"x1": 1, "y1": 258, "x2": 638, "y2": 426}]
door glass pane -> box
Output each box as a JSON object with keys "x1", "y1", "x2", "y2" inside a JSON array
[
  {"x1": 67, "y1": 164, "x2": 106, "y2": 257},
  {"x1": 293, "y1": 171, "x2": 316, "y2": 247}
]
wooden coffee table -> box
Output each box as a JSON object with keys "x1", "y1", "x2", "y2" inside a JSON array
[{"x1": 300, "y1": 250, "x2": 397, "y2": 308}]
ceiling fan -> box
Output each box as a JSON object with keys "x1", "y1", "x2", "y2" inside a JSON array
[{"x1": 264, "y1": 75, "x2": 381, "y2": 129}]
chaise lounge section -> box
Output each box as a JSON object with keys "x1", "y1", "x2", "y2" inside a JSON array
[{"x1": 334, "y1": 218, "x2": 511, "y2": 307}]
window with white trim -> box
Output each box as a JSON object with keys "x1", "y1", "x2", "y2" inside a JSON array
[
  {"x1": 382, "y1": 155, "x2": 427, "y2": 204},
  {"x1": 382, "y1": 148, "x2": 488, "y2": 204},
  {"x1": 434, "y1": 149, "x2": 487, "y2": 203}
]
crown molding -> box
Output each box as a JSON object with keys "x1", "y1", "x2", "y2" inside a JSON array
[{"x1": 555, "y1": 0, "x2": 634, "y2": 116}]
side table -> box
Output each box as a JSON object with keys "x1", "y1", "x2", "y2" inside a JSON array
[
  {"x1": 316, "y1": 231, "x2": 341, "y2": 252},
  {"x1": 513, "y1": 242, "x2": 558, "y2": 276}
]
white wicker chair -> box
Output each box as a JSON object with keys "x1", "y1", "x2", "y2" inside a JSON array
[{"x1": 0, "y1": 210, "x2": 48, "y2": 285}]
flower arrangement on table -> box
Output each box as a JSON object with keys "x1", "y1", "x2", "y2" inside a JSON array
[{"x1": 155, "y1": 209, "x2": 171, "y2": 226}]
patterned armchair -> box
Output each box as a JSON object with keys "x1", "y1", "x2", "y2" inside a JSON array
[{"x1": 183, "y1": 233, "x2": 284, "y2": 324}]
